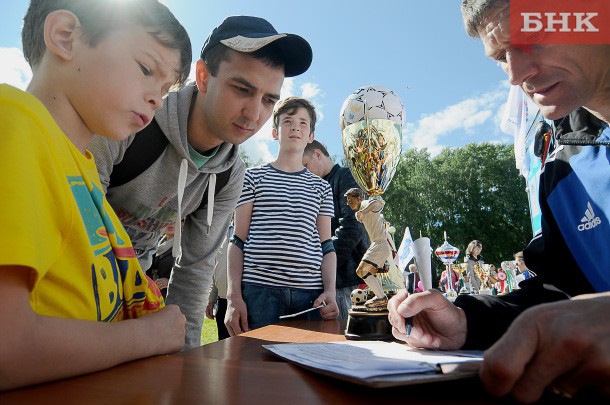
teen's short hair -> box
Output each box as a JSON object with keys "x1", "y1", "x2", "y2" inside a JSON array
[
  {"x1": 22, "y1": 0, "x2": 192, "y2": 85},
  {"x1": 272, "y1": 97, "x2": 317, "y2": 134},
  {"x1": 303, "y1": 140, "x2": 330, "y2": 157}
]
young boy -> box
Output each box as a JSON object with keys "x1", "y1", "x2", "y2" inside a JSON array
[
  {"x1": 225, "y1": 97, "x2": 339, "y2": 335},
  {"x1": 0, "y1": 0, "x2": 191, "y2": 390}
]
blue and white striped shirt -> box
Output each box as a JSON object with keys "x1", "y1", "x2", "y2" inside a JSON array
[{"x1": 238, "y1": 164, "x2": 334, "y2": 289}]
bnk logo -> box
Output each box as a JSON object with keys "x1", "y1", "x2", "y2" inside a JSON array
[
  {"x1": 578, "y1": 202, "x2": 601, "y2": 232},
  {"x1": 511, "y1": 0, "x2": 610, "y2": 45}
]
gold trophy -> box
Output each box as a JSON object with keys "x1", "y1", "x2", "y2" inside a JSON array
[{"x1": 340, "y1": 85, "x2": 404, "y2": 340}]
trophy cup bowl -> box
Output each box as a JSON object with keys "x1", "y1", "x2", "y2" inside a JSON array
[
  {"x1": 342, "y1": 119, "x2": 402, "y2": 198},
  {"x1": 341, "y1": 86, "x2": 404, "y2": 340}
]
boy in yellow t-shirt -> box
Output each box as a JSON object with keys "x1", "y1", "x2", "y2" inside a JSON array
[{"x1": 0, "y1": 0, "x2": 191, "y2": 390}]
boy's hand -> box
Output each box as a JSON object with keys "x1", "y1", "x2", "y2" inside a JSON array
[
  {"x1": 143, "y1": 304, "x2": 185, "y2": 354},
  {"x1": 155, "y1": 277, "x2": 169, "y2": 290},
  {"x1": 205, "y1": 301, "x2": 215, "y2": 320},
  {"x1": 315, "y1": 292, "x2": 339, "y2": 320},
  {"x1": 225, "y1": 297, "x2": 249, "y2": 336}
]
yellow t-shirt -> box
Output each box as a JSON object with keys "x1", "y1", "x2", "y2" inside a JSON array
[{"x1": 0, "y1": 84, "x2": 163, "y2": 321}]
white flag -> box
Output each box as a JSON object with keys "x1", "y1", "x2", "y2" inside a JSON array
[
  {"x1": 395, "y1": 227, "x2": 414, "y2": 272},
  {"x1": 500, "y1": 85, "x2": 528, "y2": 177}
]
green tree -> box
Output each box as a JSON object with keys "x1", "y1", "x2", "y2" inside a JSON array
[{"x1": 383, "y1": 143, "x2": 531, "y2": 277}]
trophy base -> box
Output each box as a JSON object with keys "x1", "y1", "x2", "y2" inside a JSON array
[{"x1": 344, "y1": 309, "x2": 393, "y2": 341}]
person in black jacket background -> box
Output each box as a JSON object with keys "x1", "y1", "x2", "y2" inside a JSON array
[{"x1": 303, "y1": 140, "x2": 369, "y2": 319}]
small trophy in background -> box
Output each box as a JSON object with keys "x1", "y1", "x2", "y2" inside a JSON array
[
  {"x1": 340, "y1": 85, "x2": 405, "y2": 340},
  {"x1": 435, "y1": 232, "x2": 461, "y2": 301}
]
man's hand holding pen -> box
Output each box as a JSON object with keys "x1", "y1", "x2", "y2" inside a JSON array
[{"x1": 387, "y1": 288, "x2": 467, "y2": 350}]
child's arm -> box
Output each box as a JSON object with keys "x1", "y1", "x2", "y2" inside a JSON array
[
  {"x1": 0, "y1": 266, "x2": 185, "y2": 391},
  {"x1": 225, "y1": 203, "x2": 253, "y2": 336},
  {"x1": 314, "y1": 215, "x2": 339, "y2": 320}
]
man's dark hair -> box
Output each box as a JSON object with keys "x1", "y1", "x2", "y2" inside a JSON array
[
  {"x1": 202, "y1": 42, "x2": 285, "y2": 77},
  {"x1": 22, "y1": 0, "x2": 192, "y2": 85},
  {"x1": 303, "y1": 140, "x2": 330, "y2": 157},
  {"x1": 273, "y1": 97, "x2": 317, "y2": 134},
  {"x1": 461, "y1": 0, "x2": 506, "y2": 38}
]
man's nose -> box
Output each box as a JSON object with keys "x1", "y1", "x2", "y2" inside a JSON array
[
  {"x1": 505, "y1": 47, "x2": 538, "y2": 87},
  {"x1": 242, "y1": 98, "x2": 262, "y2": 123}
]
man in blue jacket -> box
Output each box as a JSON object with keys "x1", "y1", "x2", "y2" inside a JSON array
[{"x1": 389, "y1": 0, "x2": 610, "y2": 402}]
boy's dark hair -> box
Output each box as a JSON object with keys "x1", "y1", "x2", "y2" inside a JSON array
[
  {"x1": 272, "y1": 97, "x2": 317, "y2": 134},
  {"x1": 303, "y1": 140, "x2": 330, "y2": 157},
  {"x1": 22, "y1": 0, "x2": 192, "y2": 86},
  {"x1": 202, "y1": 42, "x2": 285, "y2": 77}
]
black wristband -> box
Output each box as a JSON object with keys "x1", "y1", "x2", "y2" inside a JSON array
[{"x1": 229, "y1": 235, "x2": 245, "y2": 251}]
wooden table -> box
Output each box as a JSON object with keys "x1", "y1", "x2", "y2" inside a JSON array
[{"x1": 0, "y1": 320, "x2": 514, "y2": 404}]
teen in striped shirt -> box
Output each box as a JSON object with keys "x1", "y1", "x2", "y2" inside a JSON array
[{"x1": 225, "y1": 97, "x2": 339, "y2": 334}]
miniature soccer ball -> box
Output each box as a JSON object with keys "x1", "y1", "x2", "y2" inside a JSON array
[
  {"x1": 339, "y1": 85, "x2": 405, "y2": 132},
  {"x1": 350, "y1": 288, "x2": 366, "y2": 304}
]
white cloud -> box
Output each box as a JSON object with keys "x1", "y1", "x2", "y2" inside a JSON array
[
  {"x1": 403, "y1": 84, "x2": 508, "y2": 156},
  {"x1": 301, "y1": 82, "x2": 320, "y2": 99},
  {"x1": 463, "y1": 110, "x2": 493, "y2": 129},
  {"x1": 0, "y1": 47, "x2": 32, "y2": 90}
]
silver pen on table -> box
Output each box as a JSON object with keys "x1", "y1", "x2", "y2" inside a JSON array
[{"x1": 279, "y1": 301, "x2": 326, "y2": 319}]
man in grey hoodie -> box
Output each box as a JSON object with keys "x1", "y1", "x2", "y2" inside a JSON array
[{"x1": 90, "y1": 16, "x2": 313, "y2": 349}]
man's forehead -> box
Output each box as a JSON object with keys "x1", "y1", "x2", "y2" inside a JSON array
[
  {"x1": 221, "y1": 51, "x2": 283, "y2": 94},
  {"x1": 477, "y1": 3, "x2": 511, "y2": 56}
]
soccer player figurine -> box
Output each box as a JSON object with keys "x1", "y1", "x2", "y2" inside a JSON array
[{"x1": 344, "y1": 188, "x2": 391, "y2": 310}]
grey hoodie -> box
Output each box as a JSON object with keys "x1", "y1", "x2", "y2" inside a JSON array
[{"x1": 90, "y1": 82, "x2": 245, "y2": 349}]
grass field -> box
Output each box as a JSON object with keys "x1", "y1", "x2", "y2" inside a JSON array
[{"x1": 201, "y1": 317, "x2": 219, "y2": 345}]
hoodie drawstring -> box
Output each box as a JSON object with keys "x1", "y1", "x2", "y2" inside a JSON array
[
  {"x1": 173, "y1": 159, "x2": 188, "y2": 263},
  {"x1": 172, "y1": 159, "x2": 218, "y2": 263},
  {"x1": 206, "y1": 173, "x2": 216, "y2": 235}
]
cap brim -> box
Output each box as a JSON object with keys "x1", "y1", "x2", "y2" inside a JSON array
[
  {"x1": 271, "y1": 34, "x2": 312, "y2": 77},
  {"x1": 221, "y1": 33, "x2": 312, "y2": 77}
]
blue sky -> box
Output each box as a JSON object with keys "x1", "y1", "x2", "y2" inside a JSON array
[{"x1": 1, "y1": 0, "x2": 521, "y2": 163}]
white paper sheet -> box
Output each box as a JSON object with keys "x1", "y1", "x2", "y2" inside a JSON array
[{"x1": 263, "y1": 341, "x2": 483, "y2": 380}]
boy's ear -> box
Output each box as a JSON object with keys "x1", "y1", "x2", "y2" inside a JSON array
[
  {"x1": 272, "y1": 127, "x2": 279, "y2": 140},
  {"x1": 308, "y1": 131, "x2": 315, "y2": 143},
  {"x1": 195, "y1": 59, "x2": 210, "y2": 94},
  {"x1": 43, "y1": 10, "x2": 81, "y2": 62}
]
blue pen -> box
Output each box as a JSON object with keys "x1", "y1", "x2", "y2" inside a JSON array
[{"x1": 405, "y1": 317, "x2": 413, "y2": 338}]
